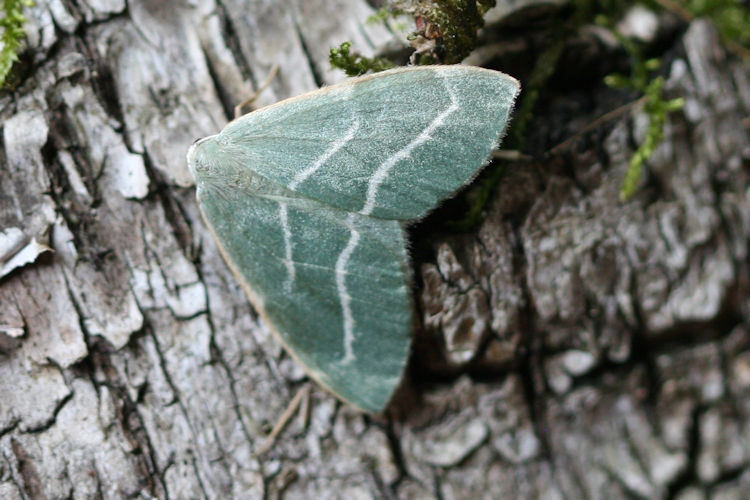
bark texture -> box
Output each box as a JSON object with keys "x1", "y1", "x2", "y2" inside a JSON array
[{"x1": 1, "y1": 0, "x2": 749, "y2": 498}]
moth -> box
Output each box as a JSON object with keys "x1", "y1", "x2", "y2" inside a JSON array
[{"x1": 187, "y1": 65, "x2": 519, "y2": 412}]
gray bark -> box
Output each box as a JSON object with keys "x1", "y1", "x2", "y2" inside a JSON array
[{"x1": 1, "y1": 0, "x2": 749, "y2": 498}]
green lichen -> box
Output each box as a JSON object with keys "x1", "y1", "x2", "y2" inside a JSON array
[{"x1": 0, "y1": 0, "x2": 34, "y2": 88}]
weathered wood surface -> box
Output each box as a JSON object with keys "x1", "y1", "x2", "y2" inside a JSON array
[{"x1": 1, "y1": 0, "x2": 749, "y2": 498}]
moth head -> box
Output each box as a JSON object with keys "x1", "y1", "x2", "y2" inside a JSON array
[
  {"x1": 187, "y1": 135, "x2": 218, "y2": 180},
  {"x1": 187, "y1": 135, "x2": 270, "y2": 196}
]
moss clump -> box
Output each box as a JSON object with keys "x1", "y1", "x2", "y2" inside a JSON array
[
  {"x1": 1, "y1": 0, "x2": 34, "y2": 88},
  {"x1": 329, "y1": 41, "x2": 396, "y2": 76}
]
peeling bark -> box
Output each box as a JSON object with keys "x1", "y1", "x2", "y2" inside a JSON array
[{"x1": 1, "y1": 0, "x2": 749, "y2": 498}]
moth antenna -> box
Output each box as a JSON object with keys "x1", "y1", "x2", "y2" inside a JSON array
[
  {"x1": 234, "y1": 63, "x2": 281, "y2": 118},
  {"x1": 255, "y1": 384, "x2": 311, "y2": 455}
]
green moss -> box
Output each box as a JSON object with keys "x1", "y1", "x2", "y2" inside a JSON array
[
  {"x1": 421, "y1": 0, "x2": 495, "y2": 64},
  {"x1": 331, "y1": 1, "x2": 699, "y2": 221},
  {"x1": 366, "y1": 7, "x2": 392, "y2": 25},
  {"x1": 678, "y1": 0, "x2": 750, "y2": 55},
  {"x1": 506, "y1": 1, "x2": 685, "y2": 203},
  {"x1": 603, "y1": 24, "x2": 685, "y2": 200},
  {"x1": 329, "y1": 41, "x2": 396, "y2": 76},
  {"x1": 335, "y1": 1, "x2": 497, "y2": 71},
  {"x1": 0, "y1": 0, "x2": 34, "y2": 88},
  {"x1": 447, "y1": 42, "x2": 566, "y2": 231},
  {"x1": 620, "y1": 74, "x2": 685, "y2": 200}
]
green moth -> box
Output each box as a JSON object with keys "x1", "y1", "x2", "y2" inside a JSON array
[{"x1": 187, "y1": 65, "x2": 519, "y2": 413}]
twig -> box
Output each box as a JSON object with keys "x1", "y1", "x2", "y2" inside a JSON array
[
  {"x1": 491, "y1": 149, "x2": 533, "y2": 161},
  {"x1": 547, "y1": 95, "x2": 648, "y2": 156},
  {"x1": 652, "y1": 0, "x2": 694, "y2": 21}
]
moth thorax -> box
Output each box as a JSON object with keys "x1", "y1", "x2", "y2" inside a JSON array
[{"x1": 230, "y1": 167, "x2": 273, "y2": 193}]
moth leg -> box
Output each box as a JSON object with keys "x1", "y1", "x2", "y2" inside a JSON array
[{"x1": 234, "y1": 63, "x2": 280, "y2": 118}]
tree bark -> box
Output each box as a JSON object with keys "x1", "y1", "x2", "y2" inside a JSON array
[{"x1": 1, "y1": 0, "x2": 749, "y2": 498}]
